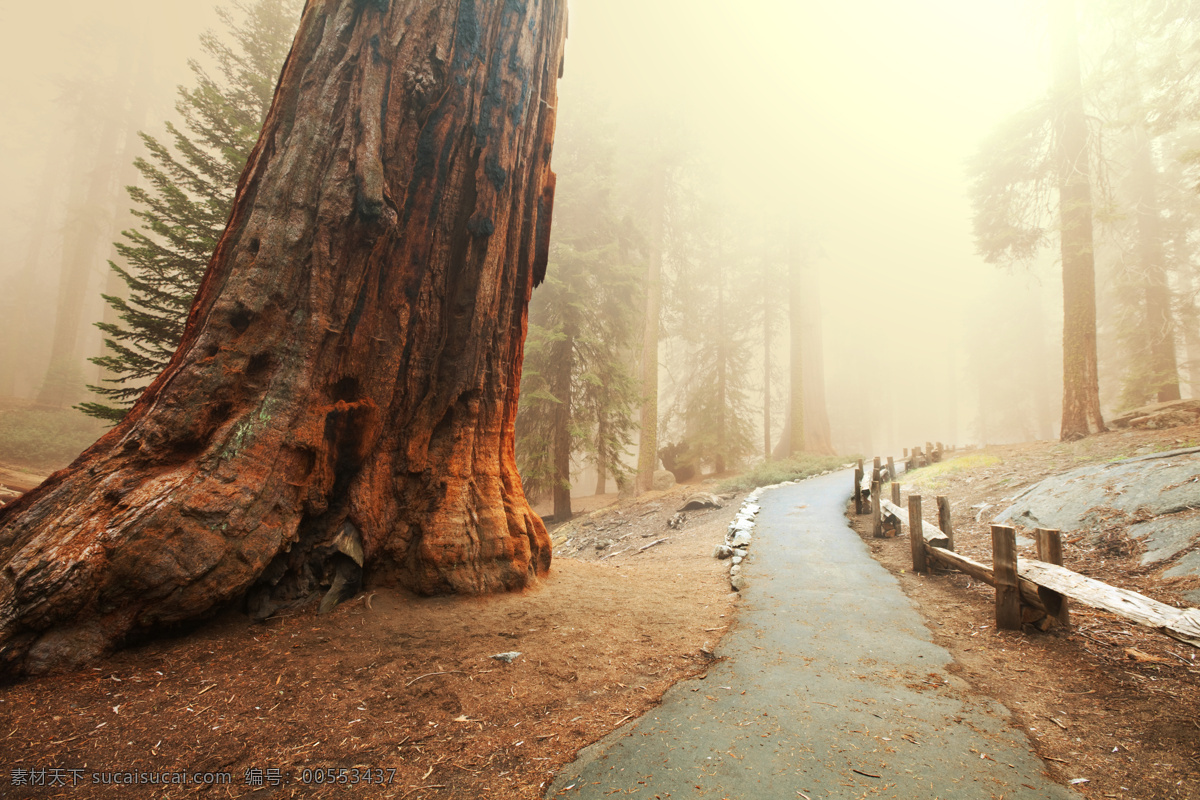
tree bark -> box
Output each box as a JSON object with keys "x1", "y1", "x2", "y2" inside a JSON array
[
  {"x1": 0, "y1": 0, "x2": 566, "y2": 678},
  {"x1": 636, "y1": 165, "x2": 665, "y2": 492},
  {"x1": 1053, "y1": 0, "x2": 1106, "y2": 440}
]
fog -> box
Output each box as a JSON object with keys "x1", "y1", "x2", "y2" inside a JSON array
[{"x1": 1, "y1": 0, "x2": 1196, "y2": 478}]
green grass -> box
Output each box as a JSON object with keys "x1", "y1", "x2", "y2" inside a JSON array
[
  {"x1": 0, "y1": 407, "x2": 105, "y2": 470},
  {"x1": 903, "y1": 453, "x2": 1002, "y2": 490},
  {"x1": 719, "y1": 453, "x2": 854, "y2": 493}
]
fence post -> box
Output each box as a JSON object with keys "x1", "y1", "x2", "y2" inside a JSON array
[
  {"x1": 886, "y1": 456, "x2": 895, "y2": 481},
  {"x1": 991, "y1": 524, "x2": 1021, "y2": 631},
  {"x1": 891, "y1": 480, "x2": 901, "y2": 506},
  {"x1": 903, "y1": 447, "x2": 908, "y2": 458},
  {"x1": 871, "y1": 480, "x2": 883, "y2": 538},
  {"x1": 908, "y1": 495, "x2": 927, "y2": 572},
  {"x1": 853, "y1": 466, "x2": 863, "y2": 515},
  {"x1": 936, "y1": 495, "x2": 953, "y2": 551},
  {"x1": 1036, "y1": 528, "x2": 1070, "y2": 627}
]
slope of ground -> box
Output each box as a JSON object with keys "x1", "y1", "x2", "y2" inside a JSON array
[{"x1": 851, "y1": 421, "x2": 1200, "y2": 800}]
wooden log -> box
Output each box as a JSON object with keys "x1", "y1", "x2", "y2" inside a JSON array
[
  {"x1": 872, "y1": 456, "x2": 882, "y2": 481},
  {"x1": 853, "y1": 467, "x2": 863, "y2": 515},
  {"x1": 908, "y1": 495, "x2": 927, "y2": 572},
  {"x1": 924, "y1": 547, "x2": 1047, "y2": 611},
  {"x1": 1019, "y1": 561, "x2": 1200, "y2": 647},
  {"x1": 890, "y1": 481, "x2": 901, "y2": 506},
  {"x1": 871, "y1": 481, "x2": 883, "y2": 538},
  {"x1": 992, "y1": 525, "x2": 1021, "y2": 631},
  {"x1": 880, "y1": 499, "x2": 950, "y2": 548},
  {"x1": 936, "y1": 495, "x2": 954, "y2": 551},
  {"x1": 886, "y1": 456, "x2": 895, "y2": 482},
  {"x1": 1035, "y1": 529, "x2": 1069, "y2": 627}
]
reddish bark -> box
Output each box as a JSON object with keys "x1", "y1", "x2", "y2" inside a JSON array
[
  {"x1": 0, "y1": 0, "x2": 566, "y2": 677},
  {"x1": 1053, "y1": 0, "x2": 1106, "y2": 441}
]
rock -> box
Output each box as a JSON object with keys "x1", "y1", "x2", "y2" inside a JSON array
[
  {"x1": 712, "y1": 544, "x2": 734, "y2": 560},
  {"x1": 1130, "y1": 512, "x2": 1200, "y2": 564},
  {"x1": 1130, "y1": 409, "x2": 1200, "y2": 430},
  {"x1": 24, "y1": 624, "x2": 110, "y2": 676},
  {"x1": 730, "y1": 574, "x2": 746, "y2": 591},
  {"x1": 667, "y1": 512, "x2": 687, "y2": 529},
  {"x1": 731, "y1": 556, "x2": 743, "y2": 565},
  {"x1": 730, "y1": 518, "x2": 754, "y2": 533},
  {"x1": 1110, "y1": 399, "x2": 1200, "y2": 428},
  {"x1": 730, "y1": 531, "x2": 752, "y2": 548},
  {"x1": 491, "y1": 652, "x2": 521, "y2": 663},
  {"x1": 994, "y1": 447, "x2": 1200, "y2": 531},
  {"x1": 729, "y1": 564, "x2": 741, "y2": 575},
  {"x1": 652, "y1": 469, "x2": 677, "y2": 491},
  {"x1": 740, "y1": 503, "x2": 760, "y2": 516},
  {"x1": 678, "y1": 492, "x2": 723, "y2": 511},
  {"x1": 732, "y1": 548, "x2": 747, "y2": 557}
]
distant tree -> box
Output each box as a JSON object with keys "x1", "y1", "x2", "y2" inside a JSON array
[
  {"x1": 662, "y1": 219, "x2": 756, "y2": 475},
  {"x1": 969, "y1": 0, "x2": 1106, "y2": 441},
  {"x1": 78, "y1": 0, "x2": 300, "y2": 422},
  {"x1": 515, "y1": 117, "x2": 640, "y2": 519}
]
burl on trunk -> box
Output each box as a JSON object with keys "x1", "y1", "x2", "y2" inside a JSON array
[{"x1": 0, "y1": 0, "x2": 566, "y2": 677}]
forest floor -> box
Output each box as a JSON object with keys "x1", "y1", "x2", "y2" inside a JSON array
[
  {"x1": 852, "y1": 421, "x2": 1200, "y2": 800},
  {"x1": 0, "y1": 476, "x2": 742, "y2": 799},
  {"x1": 0, "y1": 423, "x2": 1199, "y2": 798}
]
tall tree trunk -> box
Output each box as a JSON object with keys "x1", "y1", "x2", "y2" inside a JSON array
[
  {"x1": 551, "y1": 324, "x2": 573, "y2": 521},
  {"x1": 800, "y1": 263, "x2": 834, "y2": 455},
  {"x1": 636, "y1": 166, "x2": 665, "y2": 492},
  {"x1": 1053, "y1": 0, "x2": 1106, "y2": 440},
  {"x1": 787, "y1": 240, "x2": 805, "y2": 455},
  {"x1": 1182, "y1": 268, "x2": 1200, "y2": 399},
  {"x1": 762, "y1": 256, "x2": 772, "y2": 461},
  {"x1": 1131, "y1": 125, "x2": 1181, "y2": 403},
  {"x1": 594, "y1": 415, "x2": 607, "y2": 495},
  {"x1": 0, "y1": 0, "x2": 566, "y2": 678},
  {"x1": 715, "y1": 266, "x2": 727, "y2": 474},
  {"x1": 38, "y1": 119, "x2": 124, "y2": 408}
]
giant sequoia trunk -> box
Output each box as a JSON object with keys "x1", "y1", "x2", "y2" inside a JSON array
[
  {"x1": 1053, "y1": 0, "x2": 1106, "y2": 440},
  {"x1": 0, "y1": 0, "x2": 566, "y2": 677}
]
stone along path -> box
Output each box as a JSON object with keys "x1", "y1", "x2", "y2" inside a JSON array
[{"x1": 545, "y1": 470, "x2": 1075, "y2": 799}]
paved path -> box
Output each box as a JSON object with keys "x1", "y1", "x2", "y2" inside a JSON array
[{"x1": 545, "y1": 470, "x2": 1075, "y2": 799}]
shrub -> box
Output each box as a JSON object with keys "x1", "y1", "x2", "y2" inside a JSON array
[{"x1": 719, "y1": 453, "x2": 854, "y2": 493}]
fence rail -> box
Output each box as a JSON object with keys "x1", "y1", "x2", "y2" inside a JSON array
[{"x1": 855, "y1": 452, "x2": 1200, "y2": 648}]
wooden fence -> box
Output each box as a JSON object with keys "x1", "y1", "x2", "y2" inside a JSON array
[{"x1": 853, "y1": 453, "x2": 1200, "y2": 648}]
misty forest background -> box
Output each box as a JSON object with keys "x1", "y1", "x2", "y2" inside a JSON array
[{"x1": 2, "y1": 0, "x2": 1200, "y2": 517}]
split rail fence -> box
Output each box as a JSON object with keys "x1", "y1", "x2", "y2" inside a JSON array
[{"x1": 852, "y1": 448, "x2": 1200, "y2": 648}]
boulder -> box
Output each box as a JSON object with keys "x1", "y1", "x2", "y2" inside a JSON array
[
  {"x1": 712, "y1": 544, "x2": 734, "y2": 560},
  {"x1": 730, "y1": 574, "x2": 746, "y2": 591},
  {"x1": 678, "y1": 492, "x2": 723, "y2": 511},
  {"x1": 730, "y1": 531, "x2": 752, "y2": 548},
  {"x1": 652, "y1": 469, "x2": 676, "y2": 491},
  {"x1": 995, "y1": 447, "x2": 1200, "y2": 532}
]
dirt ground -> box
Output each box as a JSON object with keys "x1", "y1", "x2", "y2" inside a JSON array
[
  {"x1": 3, "y1": 424, "x2": 1200, "y2": 798},
  {"x1": 850, "y1": 422, "x2": 1200, "y2": 800},
  {"x1": 0, "y1": 481, "x2": 741, "y2": 799}
]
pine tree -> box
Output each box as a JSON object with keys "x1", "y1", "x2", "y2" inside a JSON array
[
  {"x1": 79, "y1": 0, "x2": 300, "y2": 422},
  {"x1": 515, "y1": 113, "x2": 640, "y2": 518}
]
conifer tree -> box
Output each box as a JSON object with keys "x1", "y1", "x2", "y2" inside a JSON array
[
  {"x1": 79, "y1": 0, "x2": 300, "y2": 421},
  {"x1": 516, "y1": 114, "x2": 640, "y2": 518}
]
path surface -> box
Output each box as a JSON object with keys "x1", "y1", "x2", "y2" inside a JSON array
[{"x1": 545, "y1": 471, "x2": 1074, "y2": 799}]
